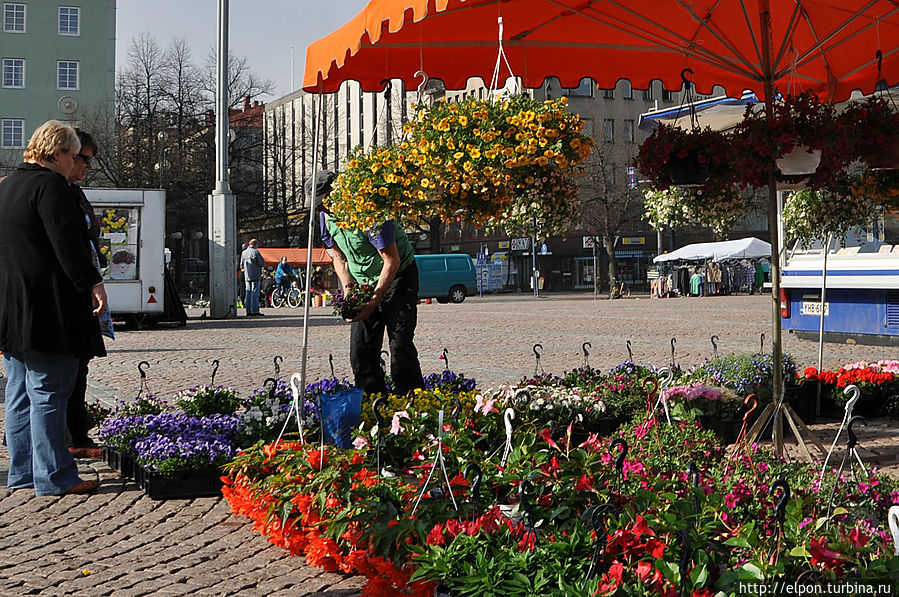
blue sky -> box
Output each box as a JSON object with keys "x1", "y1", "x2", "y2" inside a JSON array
[{"x1": 116, "y1": 1, "x2": 368, "y2": 99}]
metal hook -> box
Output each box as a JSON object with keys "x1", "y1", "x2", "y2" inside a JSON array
[
  {"x1": 415, "y1": 70, "x2": 429, "y2": 103},
  {"x1": 626, "y1": 339, "x2": 633, "y2": 362},
  {"x1": 273, "y1": 355, "x2": 283, "y2": 379},
  {"x1": 888, "y1": 506, "x2": 899, "y2": 556},
  {"x1": 328, "y1": 353, "x2": 335, "y2": 378},
  {"x1": 847, "y1": 415, "x2": 867, "y2": 449},
  {"x1": 451, "y1": 396, "x2": 462, "y2": 424},
  {"x1": 658, "y1": 367, "x2": 674, "y2": 391},
  {"x1": 532, "y1": 343, "x2": 543, "y2": 376},
  {"x1": 743, "y1": 394, "x2": 759, "y2": 426},
  {"x1": 686, "y1": 461, "x2": 701, "y2": 514},
  {"x1": 380, "y1": 78, "x2": 391, "y2": 101},
  {"x1": 210, "y1": 359, "x2": 220, "y2": 386},
  {"x1": 582, "y1": 341, "x2": 591, "y2": 368},
  {"x1": 138, "y1": 361, "x2": 149, "y2": 379},
  {"x1": 500, "y1": 407, "x2": 516, "y2": 467},
  {"x1": 710, "y1": 335, "x2": 719, "y2": 359},
  {"x1": 464, "y1": 463, "x2": 483, "y2": 515},
  {"x1": 518, "y1": 480, "x2": 534, "y2": 527},
  {"x1": 609, "y1": 438, "x2": 628, "y2": 476},
  {"x1": 372, "y1": 397, "x2": 387, "y2": 429},
  {"x1": 771, "y1": 477, "x2": 790, "y2": 526},
  {"x1": 680, "y1": 68, "x2": 694, "y2": 87},
  {"x1": 584, "y1": 503, "x2": 619, "y2": 582},
  {"x1": 442, "y1": 348, "x2": 450, "y2": 371},
  {"x1": 677, "y1": 529, "x2": 693, "y2": 594},
  {"x1": 263, "y1": 377, "x2": 277, "y2": 399},
  {"x1": 670, "y1": 337, "x2": 676, "y2": 366}
]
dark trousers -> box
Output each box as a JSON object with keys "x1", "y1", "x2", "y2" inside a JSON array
[
  {"x1": 66, "y1": 358, "x2": 91, "y2": 445},
  {"x1": 350, "y1": 262, "x2": 424, "y2": 397}
]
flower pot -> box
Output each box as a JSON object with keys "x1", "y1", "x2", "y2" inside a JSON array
[
  {"x1": 139, "y1": 466, "x2": 223, "y2": 499},
  {"x1": 697, "y1": 416, "x2": 741, "y2": 444},
  {"x1": 666, "y1": 149, "x2": 709, "y2": 186},
  {"x1": 860, "y1": 138, "x2": 899, "y2": 170},
  {"x1": 776, "y1": 145, "x2": 822, "y2": 175},
  {"x1": 102, "y1": 447, "x2": 136, "y2": 479}
]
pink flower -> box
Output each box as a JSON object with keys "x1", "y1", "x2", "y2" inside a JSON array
[
  {"x1": 352, "y1": 436, "x2": 368, "y2": 450},
  {"x1": 390, "y1": 410, "x2": 409, "y2": 435}
]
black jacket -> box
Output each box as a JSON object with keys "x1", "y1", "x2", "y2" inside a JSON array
[{"x1": 0, "y1": 163, "x2": 105, "y2": 358}]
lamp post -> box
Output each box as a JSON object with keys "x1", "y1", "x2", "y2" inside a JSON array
[{"x1": 208, "y1": 0, "x2": 237, "y2": 318}]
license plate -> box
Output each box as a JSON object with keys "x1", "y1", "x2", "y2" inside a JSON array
[{"x1": 801, "y1": 301, "x2": 829, "y2": 316}]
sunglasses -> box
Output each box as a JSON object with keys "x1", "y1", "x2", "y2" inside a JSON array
[{"x1": 76, "y1": 153, "x2": 93, "y2": 165}]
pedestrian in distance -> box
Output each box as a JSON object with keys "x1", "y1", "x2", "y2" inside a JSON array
[
  {"x1": 309, "y1": 170, "x2": 424, "y2": 397},
  {"x1": 0, "y1": 120, "x2": 107, "y2": 495},
  {"x1": 240, "y1": 238, "x2": 266, "y2": 316},
  {"x1": 275, "y1": 256, "x2": 297, "y2": 295}
]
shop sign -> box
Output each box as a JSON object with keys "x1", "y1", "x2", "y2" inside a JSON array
[
  {"x1": 511, "y1": 237, "x2": 530, "y2": 251},
  {"x1": 498, "y1": 240, "x2": 510, "y2": 249},
  {"x1": 622, "y1": 237, "x2": 646, "y2": 245}
]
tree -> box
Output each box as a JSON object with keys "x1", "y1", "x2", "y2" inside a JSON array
[{"x1": 578, "y1": 144, "x2": 645, "y2": 298}]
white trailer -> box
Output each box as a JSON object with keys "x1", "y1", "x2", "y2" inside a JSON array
[{"x1": 84, "y1": 188, "x2": 167, "y2": 327}]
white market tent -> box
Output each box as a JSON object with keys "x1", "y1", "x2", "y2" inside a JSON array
[{"x1": 653, "y1": 237, "x2": 771, "y2": 263}]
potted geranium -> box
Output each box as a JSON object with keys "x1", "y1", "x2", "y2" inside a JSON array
[{"x1": 635, "y1": 123, "x2": 731, "y2": 189}]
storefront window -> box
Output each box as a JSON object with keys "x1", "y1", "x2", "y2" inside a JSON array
[{"x1": 101, "y1": 208, "x2": 139, "y2": 280}]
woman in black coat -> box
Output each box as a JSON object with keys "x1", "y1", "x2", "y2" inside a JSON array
[{"x1": 0, "y1": 120, "x2": 107, "y2": 496}]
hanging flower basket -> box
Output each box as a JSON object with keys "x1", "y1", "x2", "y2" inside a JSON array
[
  {"x1": 665, "y1": 149, "x2": 709, "y2": 186},
  {"x1": 775, "y1": 145, "x2": 822, "y2": 175},
  {"x1": 859, "y1": 137, "x2": 899, "y2": 170}
]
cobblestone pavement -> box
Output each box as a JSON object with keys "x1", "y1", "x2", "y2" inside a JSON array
[{"x1": 0, "y1": 293, "x2": 896, "y2": 595}]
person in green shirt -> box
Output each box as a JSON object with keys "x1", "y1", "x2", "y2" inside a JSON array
[{"x1": 309, "y1": 171, "x2": 424, "y2": 397}]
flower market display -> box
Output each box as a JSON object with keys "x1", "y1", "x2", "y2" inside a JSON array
[
  {"x1": 325, "y1": 95, "x2": 593, "y2": 235},
  {"x1": 220, "y1": 355, "x2": 899, "y2": 596}
]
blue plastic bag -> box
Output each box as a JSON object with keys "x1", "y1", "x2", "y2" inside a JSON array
[{"x1": 318, "y1": 388, "x2": 363, "y2": 449}]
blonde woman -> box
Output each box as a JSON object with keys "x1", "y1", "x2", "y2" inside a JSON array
[{"x1": 0, "y1": 120, "x2": 107, "y2": 496}]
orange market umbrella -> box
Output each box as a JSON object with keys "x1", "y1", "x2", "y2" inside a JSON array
[
  {"x1": 304, "y1": 0, "x2": 899, "y2": 101},
  {"x1": 301, "y1": 0, "x2": 899, "y2": 454}
]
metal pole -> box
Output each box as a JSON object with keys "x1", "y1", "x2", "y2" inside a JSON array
[
  {"x1": 532, "y1": 219, "x2": 538, "y2": 297},
  {"x1": 816, "y1": 234, "x2": 831, "y2": 417},
  {"x1": 298, "y1": 91, "x2": 325, "y2": 435},
  {"x1": 592, "y1": 237, "x2": 598, "y2": 300},
  {"x1": 207, "y1": 0, "x2": 236, "y2": 318}
]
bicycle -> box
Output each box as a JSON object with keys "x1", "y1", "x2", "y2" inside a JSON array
[{"x1": 270, "y1": 279, "x2": 303, "y2": 308}]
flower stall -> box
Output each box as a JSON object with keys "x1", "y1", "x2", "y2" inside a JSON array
[{"x1": 212, "y1": 356, "x2": 899, "y2": 596}]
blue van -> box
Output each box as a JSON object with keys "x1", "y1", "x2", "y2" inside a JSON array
[{"x1": 414, "y1": 254, "x2": 477, "y2": 303}]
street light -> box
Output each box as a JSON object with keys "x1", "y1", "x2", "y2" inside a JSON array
[{"x1": 155, "y1": 130, "x2": 170, "y2": 189}]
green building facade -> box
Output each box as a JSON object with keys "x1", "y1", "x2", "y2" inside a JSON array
[{"x1": 0, "y1": 0, "x2": 115, "y2": 171}]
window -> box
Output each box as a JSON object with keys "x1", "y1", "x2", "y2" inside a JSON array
[
  {"x1": 58, "y1": 6, "x2": 79, "y2": 36},
  {"x1": 603, "y1": 119, "x2": 615, "y2": 143},
  {"x1": 2, "y1": 57, "x2": 24, "y2": 88},
  {"x1": 643, "y1": 88, "x2": 654, "y2": 101},
  {"x1": 602, "y1": 88, "x2": 614, "y2": 99},
  {"x1": 622, "y1": 80, "x2": 633, "y2": 100},
  {"x1": 1, "y1": 118, "x2": 24, "y2": 148},
  {"x1": 3, "y1": 3, "x2": 24, "y2": 32},
  {"x1": 57, "y1": 60, "x2": 79, "y2": 89},
  {"x1": 563, "y1": 78, "x2": 593, "y2": 97},
  {"x1": 662, "y1": 89, "x2": 674, "y2": 102},
  {"x1": 624, "y1": 119, "x2": 635, "y2": 143}
]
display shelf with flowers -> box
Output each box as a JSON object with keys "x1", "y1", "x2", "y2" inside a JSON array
[
  {"x1": 174, "y1": 384, "x2": 241, "y2": 417},
  {"x1": 801, "y1": 360, "x2": 899, "y2": 418},
  {"x1": 635, "y1": 122, "x2": 732, "y2": 190}
]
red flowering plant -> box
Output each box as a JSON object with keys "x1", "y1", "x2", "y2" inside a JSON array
[
  {"x1": 839, "y1": 95, "x2": 899, "y2": 167},
  {"x1": 635, "y1": 123, "x2": 733, "y2": 191},
  {"x1": 801, "y1": 360, "x2": 899, "y2": 417},
  {"x1": 730, "y1": 92, "x2": 850, "y2": 190}
]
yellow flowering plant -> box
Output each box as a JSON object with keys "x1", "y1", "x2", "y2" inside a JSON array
[
  {"x1": 327, "y1": 95, "x2": 593, "y2": 232},
  {"x1": 326, "y1": 144, "x2": 420, "y2": 231}
]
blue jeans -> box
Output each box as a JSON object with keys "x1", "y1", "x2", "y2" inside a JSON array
[
  {"x1": 245, "y1": 279, "x2": 261, "y2": 314},
  {"x1": 4, "y1": 351, "x2": 81, "y2": 496}
]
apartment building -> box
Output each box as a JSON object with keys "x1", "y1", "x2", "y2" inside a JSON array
[{"x1": 0, "y1": 0, "x2": 115, "y2": 171}]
